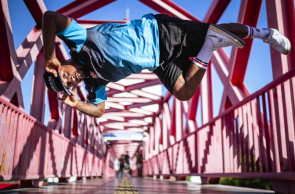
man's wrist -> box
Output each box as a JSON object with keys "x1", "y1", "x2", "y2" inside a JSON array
[{"x1": 74, "y1": 101, "x2": 80, "y2": 109}]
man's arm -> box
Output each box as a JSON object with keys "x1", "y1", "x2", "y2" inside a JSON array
[
  {"x1": 76, "y1": 101, "x2": 105, "y2": 118},
  {"x1": 57, "y1": 90, "x2": 105, "y2": 118},
  {"x1": 42, "y1": 11, "x2": 71, "y2": 77}
]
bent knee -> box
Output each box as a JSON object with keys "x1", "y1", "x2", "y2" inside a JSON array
[{"x1": 173, "y1": 91, "x2": 194, "y2": 101}]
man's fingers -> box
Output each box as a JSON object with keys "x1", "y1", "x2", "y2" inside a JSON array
[
  {"x1": 53, "y1": 71, "x2": 58, "y2": 77},
  {"x1": 45, "y1": 67, "x2": 58, "y2": 77},
  {"x1": 68, "y1": 90, "x2": 76, "y2": 95},
  {"x1": 51, "y1": 69, "x2": 58, "y2": 77},
  {"x1": 57, "y1": 94, "x2": 68, "y2": 102},
  {"x1": 62, "y1": 94, "x2": 68, "y2": 100}
]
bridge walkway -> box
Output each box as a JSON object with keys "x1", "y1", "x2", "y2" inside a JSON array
[{"x1": 0, "y1": 177, "x2": 274, "y2": 194}]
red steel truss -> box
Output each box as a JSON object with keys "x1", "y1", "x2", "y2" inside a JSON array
[{"x1": 0, "y1": 0, "x2": 294, "y2": 192}]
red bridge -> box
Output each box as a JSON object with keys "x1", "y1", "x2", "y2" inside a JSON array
[{"x1": 0, "y1": 0, "x2": 294, "y2": 193}]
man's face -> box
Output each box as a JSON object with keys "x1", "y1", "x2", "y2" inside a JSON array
[{"x1": 60, "y1": 60, "x2": 86, "y2": 89}]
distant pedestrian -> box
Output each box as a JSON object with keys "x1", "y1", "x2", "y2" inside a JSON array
[
  {"x1": 114, "y1": 158, "x2": 120, "y2": 178},
  {"x1": 118, "y1": 155, "x2": 125, "y2": 179},
  {"x1": 124, "y1": 152, "x2": 130, "y2": 177}
]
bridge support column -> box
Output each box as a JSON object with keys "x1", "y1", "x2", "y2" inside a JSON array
[
  {"x1": 19, "y1": 179, "x2": 44, "y2": 187},
  {"x1": 59, "y1": 177, "x2": 71, "y2": 183},
  {"x1": 270, "y1": 179, "x2": 295, "y2": 193},
  {"x1": 170, "y1": 176, "x2": 186, "y2": 181},
  {"x1": 200, "y1": 177, "x2": 220, "y2": 184},
  {"x1": 160, "y1": 175, "x2": 170, "y2": 179},
  {"x1": 32, "y1": 179, "x2": 44, "y2": 187}
]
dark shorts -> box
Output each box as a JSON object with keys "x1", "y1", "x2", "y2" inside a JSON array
[{"x1": 153, "y1": 14, "x2": 209, "y2": 94}]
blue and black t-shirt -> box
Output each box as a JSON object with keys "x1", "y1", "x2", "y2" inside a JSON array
[{"x1": 57, "y1": 14, "x2": 160, "y2": 105}]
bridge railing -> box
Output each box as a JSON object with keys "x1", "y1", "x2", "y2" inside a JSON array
[
  {"x1": 0, "y1": 97, "x2": 104, "y2": 182},
  {"x1": 143, "y1": 68, "x2": 295, "y2": 182}
]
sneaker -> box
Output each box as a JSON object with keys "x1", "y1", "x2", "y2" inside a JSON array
[
  {"x1": 263, "y1": 28, "x2": 291, "y2": 55},
  {"x1": 206, "y1": 25, "x2": 246, "y2": 51}
]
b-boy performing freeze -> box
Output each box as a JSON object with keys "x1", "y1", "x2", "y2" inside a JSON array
[{"x1": 43, "y1": 11, "x2": 291, "y2": 118}]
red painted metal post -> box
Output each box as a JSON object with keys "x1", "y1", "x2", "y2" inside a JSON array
[
  {"x1": 0, "y1": 0, "x2": 24, "y2": 108},
  {"x1": 144, "y1": 69, "x2": 295, "y2": 191},
  {"x1": 0, "y1": 0, "x2": 16, "y2": 83},
  {"x1": 203, "y1": 0, "x2": 230, "y2": 24},
  {"x1": 265, "y1": 0, "x2": 295, "y2": 79},
  {"x1": 23, "y1": 0, "x2": 47, "y2": 28},
  {"x1": 57, "y1": 0, "x2": 117, "y2": 19},
  {"x1": 201, "y1": 65, "x2": 213, "y2": 124},
  {"x1": 230, "y1": 0, "x2": 262, "y2": 85},
  {"x1": 30, "y1": 50, "x2": 46, "y2": 123},
  {"x1": 175, "y1": 99, "x2": 182, "y2": 141}
]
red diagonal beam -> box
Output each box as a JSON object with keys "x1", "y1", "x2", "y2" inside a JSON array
[
  {"x1": 104, "y1": 123, "x2": 145, "y2": 130},
  {"x1": 211, "y1": 50, "x2": 230, "y2": 85},
  {"x1": 0, "y1": 0, "x2": 16, "y2": 82},
  {"x1": 170, "y1": 98, "x2": 176, "y2": 137},
  {"x1": 125, "y1": 79, "x2": 161, "y2": 91},
  {"x1": 0, "y1": 0, "x2": 25, "y2": 108},
  {"x1": 23, "y1": 0, "x2": 47, "y2": 28},
  {"x1": 105, "y1": 101, "x2": 125, "y2": 110},
  {"x1": 266, "y1": 0, "x2": 295, "y2": 78},
  {"x1": 101, "y1": 119, "x2": 148, "y2": 126},
  {"x1": 16, "y1": 29, "x2": 43, "y2": 79},
  {"x1": 107, "y1": 82, "x2": 125, "y2": 91},
  {"x1": 76, "y1": 84, "x2": 86, "y2": 102},
  {"x1": 104, "y1": 129, "x2": 144, "y2": 133},
  {"x1": 102, "y1": 115, "x2": 152, "y2": 123},
  {"x1": 203, "y1": 0, "x2": 230, "y2": 23},
  {"x1": 125, "y1": 100, "x2": 160, "y2": 109},
  {"x1": 106, "y1": 79, "x2": 161, "y2": 96},
  {"x1": 57, "y1": 0, "x2": 116, "y2": 19},
  {"x1": 139, "y1": 0, "x2": 199, "y2": 21},
  {"x1": 127, "y1": 73, "x2": 158, "y2": 80},
  {"x1": 188, "y1": 87, "x2": 200, "y2": 120},
  {"x1": 129, "y1": 107, "x2": 155, "y2": 115},
  {"x1": 77, "y1": 19, "x2": 125, "y2": 25},
  {"x1": 30, "y1": 49, "x2": 46, "y2": 122},
  {"x1": 107, "y1": 97, "x2": 153, "y2": 103},
  {"x1": 130, "y1": 90, "x2": 161, "y2": 100},
  {"x1": 230, "y1": 0, "x2": 262, "y2": 85},
  {"x1": 103, "y1": 111, "x2": 147, "y2": 118},
  {"x1": 103, "y1": 111, "x2": 146, "y2": 118}
]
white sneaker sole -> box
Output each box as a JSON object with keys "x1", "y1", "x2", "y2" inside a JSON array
[
  {"x1": 209, "y1": 25, "x2": 246, "y2": 49},
  {"x1": 267, "y1": 28, "x2": 291, "y2": 55}
]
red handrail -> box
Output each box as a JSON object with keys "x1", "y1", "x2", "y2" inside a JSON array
[
  {"x1": 0, "y1": 97, "x2": 104, "y2": 180},
  {"x1": 144, "y1": 69, "x2": 295, "y2": 179}
]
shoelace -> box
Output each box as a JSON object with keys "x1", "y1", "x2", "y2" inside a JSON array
[
  {"x1": 264, "y1": 30, "x2": 286, "y2": 49},
  {"x1": 265, "y1": 34, "x2": 280, "y2": 47}
]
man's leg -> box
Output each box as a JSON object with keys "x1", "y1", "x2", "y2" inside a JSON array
[
  {"x1": 173, "y1": 23, "x2": 291, "y2": 101},
  {"x1": 173, "y1": 64, "x2": 206, "y2": 101},
  {"x1": 173, "y1": 24, "x2": 245, "y2": 101},
  {"x1": 218, "y1": 23, "x2": 291, "y2": 55}
]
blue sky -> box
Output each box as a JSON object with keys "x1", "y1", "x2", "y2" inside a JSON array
[{"x1": 7, "y1": 0, "x2": 272, "y2": 124}]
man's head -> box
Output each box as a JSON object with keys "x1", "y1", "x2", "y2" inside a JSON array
[
  {"x1": 59, "y1": 59, "x2": 86, "y2": 88},
  {"x1": 43, "y1": 59, "x2": 87, "y2": 95}
]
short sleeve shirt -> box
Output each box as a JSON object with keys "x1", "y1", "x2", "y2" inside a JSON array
[
  {"x1": 57, "y1": 14, "x2": 160, "y2": 104},
  {"x1": 57, "y1": 20, "x2": 107, "y2": 105}
]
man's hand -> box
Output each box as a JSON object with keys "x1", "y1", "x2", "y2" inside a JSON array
[
  {"x1": 57, "y1": 89, "x2": 105, "y2": 118},
  {"x1": 45, "y1": 58, "x2": 61, "y2": 77},
  {"x1": 42, "y1": 11, "x2": 71, "y2": 76},
  {"x1": 57, "y1": 90, "x2": 79, "y2": 107}
]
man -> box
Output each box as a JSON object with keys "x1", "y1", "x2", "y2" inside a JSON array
[
  {"x1": 124, "y1": 152, "x2": 131, "y2": 177},
  {"x1": 43, "y1": 11, "x2": 291, "y2": 118},
  {"x1": 118, "y1": 154, "x2": 125, "y2": 179}
]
